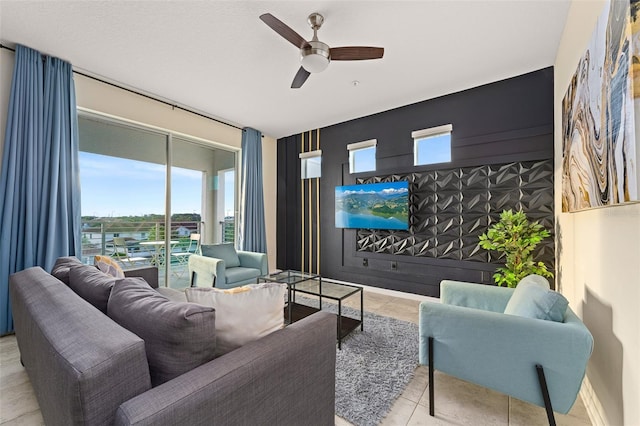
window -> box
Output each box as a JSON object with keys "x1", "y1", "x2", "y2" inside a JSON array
[
  {"x1": 78, "y1": 113, "x2": 237, "y2": 289},
  {"x1": 300, "y1": 150, "x2": 322, "y2": 179},
  {"x1": 347, "y1": 139, "x2": 377, "y2": 173},
  {"x1": 412, "y1": 124, "x2": 452, "y2": 166}
]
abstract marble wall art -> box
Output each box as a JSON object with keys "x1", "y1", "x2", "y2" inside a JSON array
[{"x1": 562, "y1": 0, "x2": 639, "y2": 212}]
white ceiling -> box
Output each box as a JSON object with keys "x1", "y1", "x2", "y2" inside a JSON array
[{"x1": 0, "y1": 1, "x2": 570, "y2": 139}]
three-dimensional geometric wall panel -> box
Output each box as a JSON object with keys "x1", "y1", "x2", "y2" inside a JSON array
[{"x1": 357, "y1": 159, "x2": 554, "y2": 269}]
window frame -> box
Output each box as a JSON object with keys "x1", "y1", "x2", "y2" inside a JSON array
[
  {"x1": 412, "y1": 124, "x2": 453, "y2": 166},
  {"x1": 299, "y1": 149, "x2": 322, "y2": 179},
  {"x1": 347, "y1": 139, "x2": 377, "y2": 174}
]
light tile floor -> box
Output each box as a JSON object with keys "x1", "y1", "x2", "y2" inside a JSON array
[{"x1": 0, "y1": 287, "x2": 592, "y2": 426}]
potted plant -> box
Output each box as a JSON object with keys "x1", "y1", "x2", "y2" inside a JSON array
[{"x1": 478, "y1": 209, "x2": 553, "y2": 288}]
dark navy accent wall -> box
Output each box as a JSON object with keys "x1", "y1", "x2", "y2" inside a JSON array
[{"x1": 277, "y1": 67, "x2": 554, "y2": 297}]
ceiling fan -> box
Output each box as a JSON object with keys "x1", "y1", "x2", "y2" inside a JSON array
[{"x1": 259, "y1": 12, "x2": 384, "y2": 88}]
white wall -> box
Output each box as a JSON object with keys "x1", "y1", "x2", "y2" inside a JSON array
[
  {"x1": 0, "y1": 53, "x2": 277, "y2": 271},
  {"x1": 261, "y1": 126, "x2": 277, "y2": 272},
  {"x1": 555, "y1": 2, "x2": 640, "y2": 425}
]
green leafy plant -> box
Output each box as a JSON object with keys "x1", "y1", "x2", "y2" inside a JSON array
[{"x1": 478, "y1": 209, "x2": 553, "y2": 288}]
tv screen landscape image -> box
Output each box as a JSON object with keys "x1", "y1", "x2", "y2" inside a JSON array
[{"x1": 335, "y1": 181, "x2": 409, "y2": 230}]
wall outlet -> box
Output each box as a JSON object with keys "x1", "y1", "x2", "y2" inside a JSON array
[
  {"x1": 363, "y1": 258, "x2": 368, "y2": 267},
  {"x1": 391, "y1": 261, "x2": 397, "y2": 271}
]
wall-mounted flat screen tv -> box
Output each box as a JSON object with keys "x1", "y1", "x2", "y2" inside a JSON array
[{"x1": 335, "y1": 181, "x2": 409, "y2": 230}]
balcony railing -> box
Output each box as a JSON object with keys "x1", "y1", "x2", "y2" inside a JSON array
[
  {"x1": 81, "y1": 220, "x2": 203, "y2": 264},
  {"x1": 221, "y1": 217, "x2": 235, "y2": 243}
]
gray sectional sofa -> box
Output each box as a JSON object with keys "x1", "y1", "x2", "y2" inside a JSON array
[{"x1": 9, "y1": 257, "x2": 336, "y2": 426}]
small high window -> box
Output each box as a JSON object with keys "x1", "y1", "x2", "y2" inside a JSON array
[
  {"x1": 300, "y1": 150, "x2": 322, "y2": 179},
  {"x1": 412, "y1": 124, "x2": 452, "y2": 166},
  {"x1": 347, "y1": 139, "x2": 377, "y2": 174}
]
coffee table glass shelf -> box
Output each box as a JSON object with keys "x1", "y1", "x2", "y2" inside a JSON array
[{"x1": 258, "y1": 270, "x2": 363, "y2": 349}]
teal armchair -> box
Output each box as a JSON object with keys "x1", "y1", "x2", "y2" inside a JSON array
[
  {"x1": 419, "y1": 278, "x2": 593, "y2": 425},
  {"x1": 188, "y1": 243, "x2": 268, "y2": 289}
]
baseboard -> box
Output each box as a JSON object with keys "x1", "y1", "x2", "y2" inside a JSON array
[
  {"x1": 580, "y1": 374, "x2": 607, "y2": 426},
  {"x1": 268, "y1": 270, "x2": 437, "y2": 302},
  {"x1": 323, "y1": 277, "x2": 437, "y2": 302}
]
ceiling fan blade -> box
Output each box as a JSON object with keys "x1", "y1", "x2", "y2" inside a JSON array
[
  {"x1": 330, "y1": 46, "x2": 384, "y2": 61},
  {"x1": 260, "y1": 13, "x2": 309, "y2": 49},
  {"x1": 291, "y1": 67, "x2": 311, "y2": 89}
]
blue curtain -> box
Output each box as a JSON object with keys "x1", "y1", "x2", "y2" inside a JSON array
[
  {"x1": 239, "y1": 127, "x2": 267, "y2": 254},
  {"x1": 0, "y1": 45, "x2": 81, "y2": 335}
]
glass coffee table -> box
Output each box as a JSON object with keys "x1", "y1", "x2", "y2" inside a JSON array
[{"x1": 258, "y1": 270, "x2": 363, "y2": 349}]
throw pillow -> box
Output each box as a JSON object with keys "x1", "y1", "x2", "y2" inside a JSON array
[
  {"x1": 94, "y1": 255, "x2": 125, "y2": 278},
  {"x1": 51, "y1": 256, "x2": 84, "y2": 285},
  {"x1": 201, "y1": 243, "x2": 241, "y2": 268},
  {"x1": 504, "y1": 274, "x2": 568, "y2": 322},
  {"x1": 108, "y1": 277, "x2": 216, "y2": 386},
  {"x1": 68, "y1": 265, "x2": 118, "y2": 313},
  {"x1": 517, "y1": 274, "x2": 551, "y2": 289},
  {"x1": 185, "y1": 283, "x2": 285, "y2": 356}
]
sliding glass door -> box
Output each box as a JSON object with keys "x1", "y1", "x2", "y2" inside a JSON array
[{"x1": 78, "y1": 112, "x2": 237, "y2": 288}]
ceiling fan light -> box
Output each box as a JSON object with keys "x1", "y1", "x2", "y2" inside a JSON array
[
  {"x1": 300, "y1": 41, "x2": 330, "y2": 73},
  {"x1": 301, "y1": 54, "x2": 330, "y2": 73}
]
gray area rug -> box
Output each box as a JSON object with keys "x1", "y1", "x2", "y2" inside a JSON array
[{"x1": 301, "y1": 298, "x2": 419, "y2": 426}]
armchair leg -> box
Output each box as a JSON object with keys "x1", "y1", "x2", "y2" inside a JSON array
[
  {"x1": 190, "y1": 271, "x2": 196, "y2": 287},
  {"x1": 428, "y1": 336, "x2": 434, "y2": 417},
  {"x1": 535, "y1": 364, "x2": 556, "y2": 426}
]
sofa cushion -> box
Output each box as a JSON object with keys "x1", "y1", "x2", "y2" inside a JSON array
[
  {"x1": 94, "y1": 255, "x2": 125, "y2": 278},
  {"x1": 51, "y1": 256, "x2": 84, "y2": 285},
  {"x1": 185, "y1": 283, "x2": 285, "y2": 356},
  {"x1": 108, "y1": 277, "x2": 216, "y2": 386},
  {"x1": 224, "y1": 266, "x2": 262, "y2": 284},
  {"x1": 201, "y1": 243, "x2": 240, "y2": 268},
  {"x1": 504, "y1": 274, "x2": 568, "y2": 322},
  {"x1": 68, "y1": 265, "x2": 117, "y2": 313}
]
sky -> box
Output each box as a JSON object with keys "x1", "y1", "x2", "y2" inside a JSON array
[
  {"x1": 336, "y1": 181, "x2": 408, "y2": 197},
  {"x1": 79, "y1": 152, "x2": 234, "y2": 217},
  {"x1": 416, "y1": 134, "x2": 451, "y2": 165}
]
